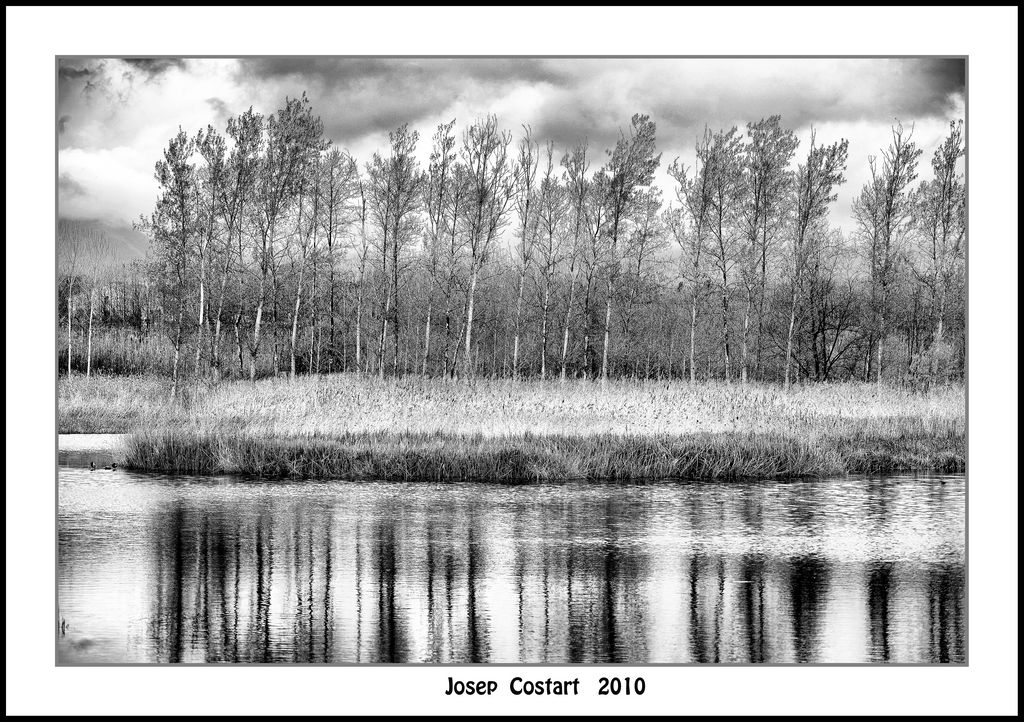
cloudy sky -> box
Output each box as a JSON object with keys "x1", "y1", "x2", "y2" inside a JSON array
[{"x1": 57, "y1": 57, "x2": 965, "y2": 253}]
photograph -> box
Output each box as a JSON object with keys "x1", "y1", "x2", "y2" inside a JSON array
[{"x1": 55, "y1": 55, "x2": 967, "y2": 666}]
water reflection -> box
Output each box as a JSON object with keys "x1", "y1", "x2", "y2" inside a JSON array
[{"x1": 58, "y1": 461, "x2": 965, "y2": 663}]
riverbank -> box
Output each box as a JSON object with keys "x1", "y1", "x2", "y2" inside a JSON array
[{"x1": 60, "y1": 374, "x2": 965, "y2": 480}]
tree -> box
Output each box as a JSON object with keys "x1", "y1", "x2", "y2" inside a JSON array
[
  {"x1": 422, "y1": 119, "x2": 458, "y2": 375},
  {"x1": 460, "y1": 115, "x2": 514, "y2": 377},
  {"x1": 210, "y1": 107, "x2": 262, "y2": 381},
  {"x1": 703, "y1": 126, "x2": 745, "y2": 382},
  {"x1": 511, "y1": 125, "x2": 540, "y2": 378},
  {"x1": 110, "y1": 96, "x2": 968, "y2": 386},
  {"x1": 149, "y1": 128, "x2": 197, "y2": 395},
  {"x1": 785, "y1": 131, "x2": 849, "y2": 387},
  {"x1": 599, "y1": 114, "x2": 661, "y2": 381},
  {"x1": 317, "y1": 147, "x2": 360, "y2": 372},
  {"x1": 194, "y1": 124, "x2": 227, "y2": 384},
  {"x1": 248, "y1": 93, "x2": 326, "y2": 381},
  {"x1": 289, "y1": 148, "x2": 325, "y2": 378},
  {"x1": 366, "y1": 123, "x2": 423, "y2": 376},
  {"x1": 669, "y1": 136, "x2": 713, "y2": 383},
  {"x1": 852, "y1": 121, "x2": 921, "y2": 383},
  {"x1": 621, "y1": 187, "x2": 667, "y2": 375},
  {"x1": 559, "y1": 139, "x2": 590, "y2": 380},
  {"x1": 57, "y1": 220, "x2": 85, "y2": 375},
  {"x1": 353, "y1": 173, "x2": 372, "y2": 373},
  {"x1": 741, "y1": 117, "x2": 799, "y2": 382},
  {"x1": 912, "y1": 120, "x2": 964, "y2": 379},
  {"x1": 535, "y1": 141, "x2": 568, "y2": 378}
]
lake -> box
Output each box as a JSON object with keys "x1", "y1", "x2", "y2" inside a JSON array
[{"x1": 57, "y1": 434, "x2": 965, "y2": 664}]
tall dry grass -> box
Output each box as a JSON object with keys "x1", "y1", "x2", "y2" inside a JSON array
[{"x1": 58, "y1": 373, "x2": 965, "y2": 480}]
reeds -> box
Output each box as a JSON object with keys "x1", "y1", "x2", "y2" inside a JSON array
[
  {"x1": 121, "y1": 426, "x2": 963, "y2": 481},
  {"x1": 59, "y1": 373, "x2": 965, "y2": 480}
]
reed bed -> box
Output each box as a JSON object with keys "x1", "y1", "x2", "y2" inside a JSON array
[
  {"x1": 122, "y1": 426, "x2": 963, "y2": 481},
  {"x1": 59, "y1": 373, "x2": 965, "y2": 480}
]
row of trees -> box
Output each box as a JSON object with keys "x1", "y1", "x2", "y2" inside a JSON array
[{"x1": 57, "y1": 94, "x2": 965, "y2": 390}]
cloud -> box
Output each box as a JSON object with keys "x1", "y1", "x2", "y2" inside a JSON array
[
  {"x1": 121, "y1": 58, "x2": 187, "y2": 78},
  {"x1": 57, "y1": 57, "x2": 965, "y2": 249},
  {"x1": 58, "y1": 172, "x2": 88, "y2": 199},
  {"x1": 205, "y1": 96, "x2": 231, "y2": 124}
]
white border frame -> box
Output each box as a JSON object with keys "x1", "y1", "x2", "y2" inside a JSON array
[{"x1": 7, "y1": 5, "x2": 1017, "y2": 716}]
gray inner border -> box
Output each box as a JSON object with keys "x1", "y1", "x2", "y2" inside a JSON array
[{"x1": 54, "y1": 53, "x2": 969, "y2": 668}]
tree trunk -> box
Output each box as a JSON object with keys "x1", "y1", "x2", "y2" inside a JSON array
[
  {"x1": 876, "y1": 310, "x2": 885, "y2": 384},
  {"x1": 290, "y1": 258, "x2": 305, "y2": 379},
  {"x1": 355, "y1": 292, "x2": 363, "y2": 375},
  {"x1": 464, "y1": 268, "x2": 479, "y2": 377},
  {"x1": 210, "y1": 259, "x2": 231, "y2": 382},
  {"x1": 422, "y1": 304, "x2": 432, "y2": 376},
  {"x1": 720, "y1": 281, "x2": 731, "y2": 383},
  {"x1": 193, "y1": 257, "x2": 206, "y2": 383},
  {"x1": 559, "y1": 273, "x2": 577, "y2": 381},
  {"x1": 86, "y1": 287, "x2": 96, "y2": 378},
  {"x1": 329, "y1": 263, "x2": 336, "y2": 373},
  {"x1": 784, "y1": 288, "x2": 797, "y2": 388},
  {"x1": 601, "y1": 276, "x2": 613, "y2": 382},
  {"x1": 250, "y1": 272, "x2": 266, "y2": 383},
  {"x1": 688, "y1": 296, "x2": 698, "y2": 384},
  {"x1": 378, "y1": 289, "x2": 391, "y2": 378},
  {"x1": 272, "y1": 275, "x2": 281, "y2": 377},
  {"x1": 512, "y1": 267, "x2": 527, "y2": 378},
  {"x1": 234, "y1": 311, "x2": 244, "y2": 375},
  {"x1": 309, "y1": 256, "x2": 318, "y2": 374},
  {"x1": 67, "y1": 285, "x2": 74, "y2": 375},
  {"x1": 741, "y1": 287, "x2": 751, "y2": 384},
  {"x1": 171, "y1": 301, "x2": 185, "y2": 397},
  {"x1": 392, "y1": 231, "x2": 400, "y2": 378},
  {"x1": 540, "y1": 282, "x2": 550, "y2": 379}
]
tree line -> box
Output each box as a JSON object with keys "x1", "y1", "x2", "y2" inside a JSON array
[{"x1": 57, "y1": 93, "x2": 965, "y2": 391}]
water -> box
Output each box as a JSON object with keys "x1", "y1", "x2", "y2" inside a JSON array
[{"x1": 58, "y1": 434, "x2": 965, "y2": 664}]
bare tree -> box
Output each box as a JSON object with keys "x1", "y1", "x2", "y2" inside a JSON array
[
  {"x1": 621, "y1": 188, "x2": 667, "y2": 375},
  {"x1": 912, "y1": 119, "x2": 964, "y2": 377},
  {"x1": 598, "y1": 114, "x2": 661, "y2": 381},
  {"x1": 194, "y1": 125, "x2": 227, "y2": 384},
  {"x1": 741, "y1": 116, "x2": 799, "y2": 382},
  {"x1": 852, "y1": 121, "x2": 921, "y2": 383},
  {"x1": 422, "y1": 119, "x2": 458, "y2": 375},
  {"x1": 559, "y1": 139, "x2": 590, "y2": 380},
  {"x1": 248, "y1": 94, "x2": 325, "y2": 381},
  {"x1": 535, "y1": 141, "x2": 568, "y2": 378},
  {"x1": 703, "y1": 126, "x2": 745, "y2": 382},
  {"x1": 353, "y1": 175, "x2": 371, "y2": 373},
  {"x1": 317, "y1": 147, "x2": 359, "y2": 372},
  {"x1": 580, "y1": 170, "x2": 610, "y2": 377},
  {"x1": 366, "y1": 123, "x2": 423, "y2": 376},
  {"x1": 785, "y1": 131, "x2": 849, "y2": 387},
  {"x1": 460, "y1": 115, "x2": 514, "y2": 377},
  {"x1": 511, "y1": 125, "x2": 540, "y2": 378},
  {"x1": 148, "y1": 128, "x2": 197, "y2": 395},
  {"x1": 289, "y1": 150, "x2": 325, "y2": 378},
  {"x1": 57, "y1": 220, "x2": 85, "y2": 375},
  {"x1": 210, "y1": 108, "x2": 262, "y2": 381},
  {"x1": 669, "y1": 136, "x2": 713, "y2": 383}
]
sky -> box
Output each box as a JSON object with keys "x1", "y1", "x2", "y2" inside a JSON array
[{"x1": 57, "y1": 57, "x2": 965, "y2": 255}]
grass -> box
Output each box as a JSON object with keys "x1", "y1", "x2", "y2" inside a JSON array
[{"x1": 59, "y1": 373, "x2": 965, "y2": 481}]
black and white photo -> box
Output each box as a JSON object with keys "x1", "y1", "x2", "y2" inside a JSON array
[{"x1": 54, "y1": 55, "x2": 968, "y2": 666}]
